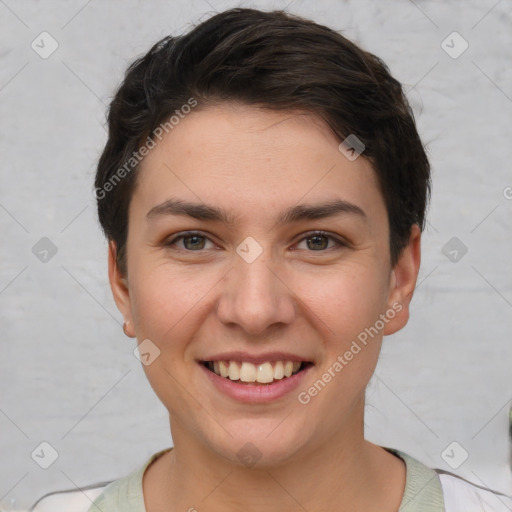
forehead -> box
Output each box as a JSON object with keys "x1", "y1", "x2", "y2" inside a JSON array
[
  {"x1": 132, "y1": 104, "x2": 385, "y2": 226},
  {"x1": 143, "y1": 104, "x2": 348, "y2": 169}
]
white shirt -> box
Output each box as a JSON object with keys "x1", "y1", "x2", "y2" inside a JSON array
[{"x1": 438, "y1": 471, "x2": 512, "y2": 512}]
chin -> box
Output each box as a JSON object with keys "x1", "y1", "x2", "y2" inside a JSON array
[{"x1": 202, "y1": 418, "x2": 313, "y2": 469}]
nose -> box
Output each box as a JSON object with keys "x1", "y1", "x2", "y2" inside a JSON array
[{"x1": 216, "y1": 252, "x2": 296, "y2": 337}]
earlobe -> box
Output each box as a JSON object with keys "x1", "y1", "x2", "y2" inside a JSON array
[
  {"x1": 108, "y1": 240, "x2": 135, "y2": 337},
  {"x1": 383, "y1": 225, "x2": 422, "y2": 336}
]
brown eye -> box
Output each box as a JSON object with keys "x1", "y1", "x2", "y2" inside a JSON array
[
  {"x1": 306, "y1": 234, "x2": 329, "y2": 251},
  {"x1": 165, "y1": 231, "x2": 214, "y2": 251},
  {"x1": 182, "y1": 235, "x2": 206, "y2": 250},
  {"x1": 296, "y1": 231, "x2": 345, "y2": 252}
]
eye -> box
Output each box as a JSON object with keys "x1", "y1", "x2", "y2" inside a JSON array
[
  {"x1": 165, "y1": 231, "x2": 216, "y2": 251},
  {"x1": 295, "y1": 231, "x2": 346, "y2": 251},
  {"x1": 164, "y1": 230, "x2": 347, "y2": 253}
]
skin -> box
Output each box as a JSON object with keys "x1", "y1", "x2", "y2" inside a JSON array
[{"x1": 109, "y1": 103, "x2": 421, "y2": 511}]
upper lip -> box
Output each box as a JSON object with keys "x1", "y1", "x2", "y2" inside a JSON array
[{"x1": 199, "y1": 351, "x2": 313, "y2": 365}]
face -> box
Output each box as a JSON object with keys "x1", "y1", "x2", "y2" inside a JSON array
[{"x1": 109, "y1": 103, "x2": 420, "y2": 467}]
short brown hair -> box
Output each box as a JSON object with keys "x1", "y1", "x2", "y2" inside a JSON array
[{"x1": 95, "y1": 7, "x2": 431, "y2": 276}]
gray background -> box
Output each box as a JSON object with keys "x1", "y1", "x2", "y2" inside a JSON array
[{"x1": 1, "y1": 0, "x2": 511, "y2": 509}]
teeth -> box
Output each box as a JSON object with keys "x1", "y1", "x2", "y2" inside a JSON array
[
  {"x1": 228, "y1": 361, "x2": 240, "y2": 380},
  {"x1": 257, "y1": 362, "x2": 274, "y2": 383},
  {"x1": 208, "y1": 360, "x2": 305, "y2": 383},
  {"x1": 239, "y1": 362, "x2": 257, "y2": 382},
  {"x1": 219, "y1": 360, "x2": 229, "y2": 378},
  {"x1": 273, "y1": 361, "x2": 284, "y2": 380}
]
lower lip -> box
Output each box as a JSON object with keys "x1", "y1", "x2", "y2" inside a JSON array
[{"x1": 199, "y1": 363, "x2": 313, "y2": 403}]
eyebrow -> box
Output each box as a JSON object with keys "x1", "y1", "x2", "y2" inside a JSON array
[{"x1": 146, "y1": 198, "x2": 367, "y2": 227}]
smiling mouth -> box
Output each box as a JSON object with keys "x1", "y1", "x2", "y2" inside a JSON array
[{"x1": 201, "y1": 360, "x2": 313, "y2": 385}]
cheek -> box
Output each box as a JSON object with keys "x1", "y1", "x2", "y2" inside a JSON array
[
  {"x1": 292, "y1": 266, "x2": 388, "y2": 426},
  {"x1": 128, "y1": 263, "x2": 218, "y2": 348},
  {"x1": 128, "y1": 267, "x2": 216, "y2": 414},
  {"x1": 294, "y1": 262, "x2": 389, "y2": 345}
]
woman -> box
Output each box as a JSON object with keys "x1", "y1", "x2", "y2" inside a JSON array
[{"x1": 85, "y1": 7, "x2": 511, "y2": 511}]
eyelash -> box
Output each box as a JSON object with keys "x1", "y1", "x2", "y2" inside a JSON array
[{"x1": 164, "y1": 230, "x2": 347, "y2": 252}]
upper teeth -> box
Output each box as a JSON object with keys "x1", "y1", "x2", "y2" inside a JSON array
[{"x1": 208, "y1": 360, "x2": 302, "y2": 383}]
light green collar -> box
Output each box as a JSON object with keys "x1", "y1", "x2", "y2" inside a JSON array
[
  {"x1": 384, "y1": 447, "x2": 445, "y2": 511},
  {"x1": 89, "y1": 447, "x2": 445, "y2": 511}
]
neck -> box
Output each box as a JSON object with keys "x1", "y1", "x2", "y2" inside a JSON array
[{"x1": 143, "y1": 400, "x2": 405, "y2": 512}]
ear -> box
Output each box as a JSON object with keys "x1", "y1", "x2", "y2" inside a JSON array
[
  {"x1": 383, "y1": 224, "x2": 422, "y2": 336},
  {"x1": 108, "y1": 240, "x2": 135, "y2": 337}
]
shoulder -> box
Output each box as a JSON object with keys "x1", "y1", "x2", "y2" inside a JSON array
[
  {"x1": 29, "y1": 448, "x2": 173, "y2": 512},
  {"x1": 437, "y1": 470, "x2": 512, "y2": 512},
  {"x1": 29, "y1": 480, "x2": 126, "y2": 512},
  {"x1": 86, "y1": 448, "x2": 173, "y2": 511},
  {"x1": 385, "y1": 446, "x2": 512, "y2": 512},
  {"x1": 29, "y1": 484, "x2": 109, "y2": 512}
]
